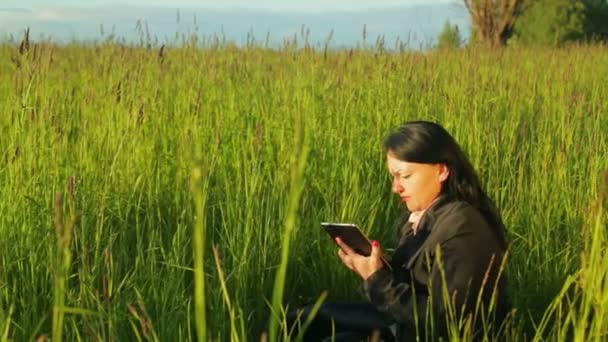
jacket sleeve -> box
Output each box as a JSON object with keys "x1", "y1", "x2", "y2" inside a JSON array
[
  {"x1": 363, "y1": 267, "x2": 427, "y2": 327},
  {"x1": 363, "y1": 227, "x2": 492, "y2": 331}
]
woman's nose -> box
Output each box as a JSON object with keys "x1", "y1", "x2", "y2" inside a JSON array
[{"x1": 392, "y1": 178, "x2": 403, "y2": 193}]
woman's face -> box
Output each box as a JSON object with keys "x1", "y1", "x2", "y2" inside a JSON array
[{"x1": 386, "y1": 152, "x2": 449, "y2": 212}]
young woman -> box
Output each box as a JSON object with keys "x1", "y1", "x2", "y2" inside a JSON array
[{"x1": 289, "y1": 121, "x2": 510, "y2": 341}]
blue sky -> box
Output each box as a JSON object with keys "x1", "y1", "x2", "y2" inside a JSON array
[
  {"x1": 0, "y1": 0, "x2": 468, "y2": 49},
  {"x1": 3, "y1": 0, "x2": 455, "y2": 11}
]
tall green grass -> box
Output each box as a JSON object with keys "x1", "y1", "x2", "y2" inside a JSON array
[{"x1": 0, "y1": 39, "x2": 606, "y2": 340}]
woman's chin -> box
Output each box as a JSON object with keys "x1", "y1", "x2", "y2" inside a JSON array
[{"x1": 404, "y1": 202, "x2": 414, "y2": 211}]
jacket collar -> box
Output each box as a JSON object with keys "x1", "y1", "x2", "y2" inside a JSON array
[
  {"x1": 401, "y1": 194, "x2": 451, "y2": 238},
  {"x1": 403, "y1": 195, "x2": 455, "y2": 268}
]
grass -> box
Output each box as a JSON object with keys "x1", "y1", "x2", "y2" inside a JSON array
[{"x1": 0, "y1": 37, "x2": 607, "y2": 340}]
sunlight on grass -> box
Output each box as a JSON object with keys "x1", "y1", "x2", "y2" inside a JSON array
[{"x1": 0, "y1": 37, "x2": 606, "y2": 340}]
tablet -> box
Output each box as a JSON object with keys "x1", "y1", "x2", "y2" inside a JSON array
[{"x1": 321, "y1": 222, "x2": 372, "y2": 256}]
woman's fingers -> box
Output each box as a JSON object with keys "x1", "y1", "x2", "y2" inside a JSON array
[
  {"x1": 337, "y1": 248, "x2": 355, "y2": 270},
  {"x1": 335, "y1": 237, "x2": 384, "y2": 277},
  {"x1": 335, "y1": 237, "x2": 356, "y2": 270},
  {"x1": 335, "y1": 237, "x2": 356, "y2": 255},
  {"x1": 337, "y1": 248, "x2": 346, "y2": 260}
]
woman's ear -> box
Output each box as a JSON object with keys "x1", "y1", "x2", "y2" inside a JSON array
[{"x1": 438, "y1": 164, "x2": 449, "y2": 182}]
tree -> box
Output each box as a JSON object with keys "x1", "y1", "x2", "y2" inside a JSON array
[
  {"x1": 437, "y1": 21, "x2": 463, "y2": 49},
  {"x1": 512, "y1": 0, "x2": 608, "y2": 45},
  {"x1": 583, "y1": 0, "x2": 608, "y2": 41},
  {"x1": 513, "y1": 0, "x2": 586, "y2": 46},
  {"x1": 463, "y1": 0, "x2": 526, "y2": 47}
]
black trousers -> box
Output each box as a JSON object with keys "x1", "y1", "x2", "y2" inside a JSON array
[{"x1": 286, "y1": 301, "x2": 397, "y2": 342}]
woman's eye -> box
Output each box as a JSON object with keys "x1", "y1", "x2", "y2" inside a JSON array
[{"x1": 400, "y1": 174, "x2": 411, "y2": 180}]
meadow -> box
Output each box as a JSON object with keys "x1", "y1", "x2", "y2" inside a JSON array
[{"x1": 0, "y1": 37, "x2": 607, "y2": 341}]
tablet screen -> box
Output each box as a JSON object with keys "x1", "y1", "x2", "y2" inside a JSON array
[{"x1": 321, "y1": 222, "x2": 372, "y2": 256}]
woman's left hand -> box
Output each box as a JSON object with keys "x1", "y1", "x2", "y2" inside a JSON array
[{"x1": 336, "y1": 238, "x2": 384, "y2": 280}]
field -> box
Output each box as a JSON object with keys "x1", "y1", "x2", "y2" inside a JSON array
[{"x1": 0, "y1": 39, "x2": 607, "y2": 341}]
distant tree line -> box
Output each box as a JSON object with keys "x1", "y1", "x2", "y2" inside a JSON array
[{"x1": 436, "y1": 0, "x2": 608, "y2": 48}]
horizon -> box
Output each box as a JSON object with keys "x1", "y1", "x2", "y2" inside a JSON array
[
  {"x1": 0, "y1": 2, "x2": 469, "y2": 49},
  {"x1": 1, "y1": 0, "x2": 458, "y2": 12}
]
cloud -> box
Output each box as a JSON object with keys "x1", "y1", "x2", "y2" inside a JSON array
[
  {"x1": 37, "y1": 8, "x2": 74, "y2": 21},
  {"x1": 0, "y1": 8, "x2": 85, "y2": 34},
  {"x1": 0, "y1": 10, "x2": 32, "y2": 30},
  {"x1": 0, "y1": 8, "x2": 32, "y2": 12}
]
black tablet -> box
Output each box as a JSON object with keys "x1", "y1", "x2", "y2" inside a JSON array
[{"x1": 321, "y1": 222, "x2": 372, "y2": 256}]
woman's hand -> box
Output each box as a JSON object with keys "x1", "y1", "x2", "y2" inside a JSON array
[{"x1": 336, "y1": 238, "x2": 384, "y2": 280}]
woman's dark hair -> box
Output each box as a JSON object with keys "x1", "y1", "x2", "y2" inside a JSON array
[{"x1": 384, "y1": 120, "x2": 507, "y2": 248}]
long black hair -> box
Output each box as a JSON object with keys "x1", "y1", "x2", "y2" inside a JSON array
[{"x1": 384, "y1": 120, "x2": 508, "y2": 248}]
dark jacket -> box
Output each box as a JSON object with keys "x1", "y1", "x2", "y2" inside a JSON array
[{"x1": 364, "y1": 196, "x2": 510, "y2": 340}]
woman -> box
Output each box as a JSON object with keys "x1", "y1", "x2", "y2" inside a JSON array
[{"x1": 289, "y1": 121, "x2": 510, "y2": 341}]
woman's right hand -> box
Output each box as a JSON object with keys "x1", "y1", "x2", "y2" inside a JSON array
[{"x1": 336, "y1": 237, "x2": 384, "y2": 280}]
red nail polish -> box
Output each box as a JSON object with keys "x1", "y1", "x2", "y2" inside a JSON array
[{"x1": 372, "y1": 240, "x2": 379, "y2": 247}]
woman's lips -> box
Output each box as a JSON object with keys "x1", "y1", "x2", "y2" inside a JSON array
[{"x1": 401, "y1": 196, "x2": 410, "y2": 202}]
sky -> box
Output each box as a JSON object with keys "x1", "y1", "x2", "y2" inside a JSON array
[
  {"x1": 3, "y1": 0, "x2": 456, "y2": 12},
  {"x1": 0, "y1": 0, "x2": 468, "y2": 49}
]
